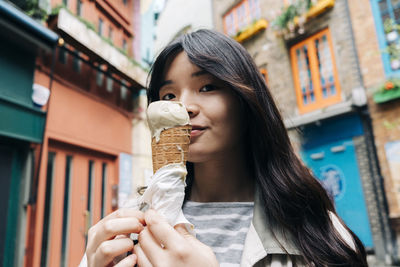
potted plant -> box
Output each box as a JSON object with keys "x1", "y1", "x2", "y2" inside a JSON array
[
  {"x1": 384, "y1": 18, "x2": 399, "y2": 42},
  {"x1": 373, "y1": 79, "x2": 400, "y2": 103}
]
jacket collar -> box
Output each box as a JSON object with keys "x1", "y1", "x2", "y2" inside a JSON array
[{"x1": 241, "y1": 187, "x2": 301, "y2": 266}]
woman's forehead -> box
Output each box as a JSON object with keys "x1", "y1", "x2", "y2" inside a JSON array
[{"x1": 165, "y1": 52, "x2": 199, "y2": 73}]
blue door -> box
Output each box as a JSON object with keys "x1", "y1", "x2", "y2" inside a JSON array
[{"x1": 302, "y1": 138, "x2": 374, "y2": 248}]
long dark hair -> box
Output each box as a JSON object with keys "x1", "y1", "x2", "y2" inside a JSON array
[{"x1": 147, "y1": 29, "x2": 367, "y2": 266}]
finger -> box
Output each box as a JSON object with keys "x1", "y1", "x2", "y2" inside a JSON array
[
  {"x1": 115, "y1": 234, "x2": 131, "y2": 239},
  {"x1": 138, "y1": 227, "x2": 165, "y2": 263},
  {"x1": 87, "y1": 208, "x2": 144, "y2": 254},
  {"x1": 104, "y1": 208, "x2": 145, "y2": 224},
  {"x1": 89, "y1": 217, "x2": 144, "y2": 253},
  {"x1": 94, "y1": 237, "x2": 134, "y2": 266},
  {"x1": 174, "y1": 224, "x2": 192, "y2": 237},
  {"x1": 114, "y1": 254, "x2": 137, "y2": 267},
  {"x1": 144, "y1": 209, "x2": 185, "y2": 249},
  {"x1": 134, "y1": 243, "x2": 153, "y2": 267},
  {"x1": 89, "y1": 209, "x2": 145, "y2": 238},
  {"x1": 90, "y1": 208, "x2": 145, "y2": 235}
]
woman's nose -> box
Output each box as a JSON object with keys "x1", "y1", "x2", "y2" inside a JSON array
[
  {"x1": 179, "y1": 93, "x2": 199, "y2": 118},
  {"x1": 185, "y1": 103, "x2": 200, "y2": 118}
]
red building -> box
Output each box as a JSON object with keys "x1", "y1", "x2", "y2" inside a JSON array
[{"x1": 22, "y1": 0, "x2": 147, "y2": 266}]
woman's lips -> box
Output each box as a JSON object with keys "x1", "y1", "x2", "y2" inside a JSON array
[{"x1": 190, "y1": 125, "x2": 206, "y2": 138}]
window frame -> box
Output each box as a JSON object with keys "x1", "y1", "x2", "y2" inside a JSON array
[
  {"x1": 223, "y1": 0, "x2": 261, "y2": 36},
  {"x1": 290, "y1": 28, "x2": 342, "y2": 114},
  {"x1": 371, "y1": 0, "x2": 400, "y2": 77},
  {"x1": 260, "y1": 68, "x2": 268, "y2": 85}
]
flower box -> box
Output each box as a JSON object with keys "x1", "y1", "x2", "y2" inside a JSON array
[
  {"x1": 304, "y1": 0, "x2": 335, "y2": 21},
  {"x1": 373, "y1": 80, "x2": 400, "y2": 103},
  {"x1": 273, "y1": 0, "x2": 335, "y2": 37},
  {"x1": 234, "y1": 19, "x2": 268, "y2": 43}
]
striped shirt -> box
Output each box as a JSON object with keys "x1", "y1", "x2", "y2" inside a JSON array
[{"x1": 182, "y1": 201, "x2": 254, "y2": 267}]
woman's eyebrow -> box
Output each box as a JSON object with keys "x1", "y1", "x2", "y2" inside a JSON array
[
  {"x1": 160, "y1": 70, "x2": 209, "y2": 87},
  {"x1": 160, "y1": 80, "x2": 172, "y2": 87}
]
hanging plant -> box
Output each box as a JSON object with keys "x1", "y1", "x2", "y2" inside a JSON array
[
  {"x1": 272, "y1": 0, "x2": 312, "y2": 36},
  {"x1": 272, "y1": 0, "x2": 335, "y2": 38}
]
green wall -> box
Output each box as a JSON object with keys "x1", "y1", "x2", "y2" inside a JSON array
[{"x1": 0, "y1": 37, "x2": 46, "y2": 143}]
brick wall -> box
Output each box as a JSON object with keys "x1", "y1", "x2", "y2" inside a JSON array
[
  {"x1": 213, "y1": 0, "x2": 363, "y2": 120},
  {"x1": 347, "y1": 0, "x2": 384, "y2": 89},
  {"x1": 212, "y1": 0, "x2": 396, "y2": 261}
]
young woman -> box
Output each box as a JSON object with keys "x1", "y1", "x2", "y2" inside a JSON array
[{"x1": 84, "y1": 29, "x2": 367, "y2": 267}]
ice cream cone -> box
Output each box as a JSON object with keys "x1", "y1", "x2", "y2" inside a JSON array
[{"x1": 151, "y1": 125, "x2": 192, "y2": 173}]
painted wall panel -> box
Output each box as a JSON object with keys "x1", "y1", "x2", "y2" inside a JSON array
[{"x1": 302, "y1": 139, "x2": 374, "y2": 248}]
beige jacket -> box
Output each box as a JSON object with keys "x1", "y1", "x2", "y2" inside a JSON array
[{"x1": 240, "y1": 191, "x2": 355, "y2": 267}]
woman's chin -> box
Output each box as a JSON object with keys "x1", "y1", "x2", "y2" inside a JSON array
[{"x1": 187, "y1": 150, "x2": 209, "y2": 163}]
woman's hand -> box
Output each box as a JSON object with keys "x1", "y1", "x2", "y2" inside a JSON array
[
  {"x1": 86, "y1": 208, "x2": 145, "y2": 267},
  {"x1": 134, "y1": 209, "x2": 219, "y2": 267}
]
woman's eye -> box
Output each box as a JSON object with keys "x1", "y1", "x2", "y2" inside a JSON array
[
  {"x1": 200, "y1": 84, "x2": 216, "y2": 92},
  {"x1": 161, "y1": 93, "x2": 175, "y2": 100}
]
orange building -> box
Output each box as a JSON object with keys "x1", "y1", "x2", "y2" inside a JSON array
[{"x1": 23, "y1": 0, "x2": 147, "y2": 266}]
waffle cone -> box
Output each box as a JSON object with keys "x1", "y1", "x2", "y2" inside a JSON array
[{"x1": 151, "y1": 125, "x2": 192, "y2": 173}]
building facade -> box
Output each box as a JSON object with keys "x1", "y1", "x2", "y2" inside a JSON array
[
  {"x1": 153, "y1": 0, "x2": 214, "y2": 55},
  {"x1": 2, "y1": 0, "x2": 148, "y2": 266},
  {"x1": 0, "y1": 3, "x2": 58, "y2": 266},
  {"x1": 348, "y1": 0, "x2": 400, "y2": 261},
  {"x1": 140, "y1": 0, "x2": 158, "y2": 68},
  {"x1": 213, "y1": 0, "x2": 394, "y2": 264}
]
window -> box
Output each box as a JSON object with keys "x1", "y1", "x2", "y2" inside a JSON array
[
  {"x1": 40, "y1": 152, "x2": 56, "y2": 267},
  {"x1": 96, "y1": 71, "x2": 104, "y2": 86},
  {"x1": 122, "y1": 39, "x2": 127, "y2": 51},
  {"x1": 108, "y1": 26, "x2": 113, "y2": 42},
  {"x1": 63, "y1": 0, "x2": 68, "y2": 7},
  {"x1": 106, "y1": 77, "x2": 113, "y2": 92},
  {"x1": 98, "y1": 18, "x2": 103, "y2": 36},
  {"x1": 120, "y1": 82, "x2": 128, "y2": 100},
  {"x1": 371, "y1": 0, "x2": 400, "y2": 76},
  {"x1": 58, "y1": 47, "x2": 67, "y2": 64},
  {"x1": 77, "y1": 0, "x2": 82, "y2": 16},
  {"x1": 101, "y1": 163, "x2": 107, "y2": 218},
  {"x1": 85, "y1": 161, "x2": 94, "y2": 246},
  {"x1": 73, "y1": 51, "x2": 81, "y2": 72},
  {"x1": 290, "y1": 28, "x2": 341, "y2": 114},
  {"x1": 223, "y1": 0, "x2": 261, "y2": 36},
  {"x1": 61, "y1": 156, "x2": 72, "y2": 267},
  {"x1": 248, "y1": 0, "x2": 261, "y2": 20}
]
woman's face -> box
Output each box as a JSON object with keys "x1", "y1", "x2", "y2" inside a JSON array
[{"x1": 159, "y1": 52, "x2": 245, "y2": 163}]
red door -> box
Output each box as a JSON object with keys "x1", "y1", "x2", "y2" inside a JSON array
[{"x1": 40, "y1": 141, "x2": 118, "y2": 267}]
